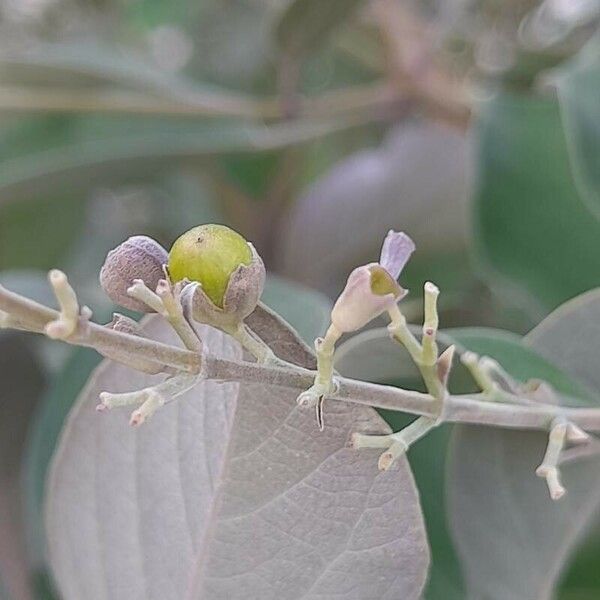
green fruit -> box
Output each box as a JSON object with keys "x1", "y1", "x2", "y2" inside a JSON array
[{"x1": 168, "y1": 224, "x2": 253, "y2": 308}]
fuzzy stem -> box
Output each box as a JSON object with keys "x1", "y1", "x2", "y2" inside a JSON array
[
  {"x1": 44, "y1": 270, "x2": 81, "y2": 339},
  {"x1": 536, "y1": 419, "x2": 568, "y2": 500},
  {"x1": 295, "y1": 324, "x2": 342, "y2": 409},
  {"x1": 315, "y1": 324, "x2": 342, "y2": 389},
  {"x1": 3, "y1": 280, "x2": 600, "y2": 434},
  {"x1": 461, "y1": 351, "x2": 536, "y2": 406},
  {"x1": 461, "y1": 351, "x2": 497, "y2": 395},
  {"x1": 0, "y1": 283, "x2": 199, "y2": 373},
  {"x1": 205, "y1": 356, "x2": 600, "y2": 431},
  {"x1": 229, "y1": 324, "x2": 274, "y2": 363},
  {"x1": 157, "y1": 281, "x2": 203, "y2": 353},
  {"x1": 383, "y1": 289, "x2": 445, "y2": 466}
]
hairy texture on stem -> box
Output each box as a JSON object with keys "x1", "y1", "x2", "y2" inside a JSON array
[{"x1": 0, "y1": 277, "x2": 600, "y2": 435}]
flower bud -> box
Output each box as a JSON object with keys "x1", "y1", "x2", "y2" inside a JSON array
[
  {"x1": 100, "y1": 236, "x2": 168, "y2": 312},
  {"x1": 169, "y1": 224, "x2": 265, "y2": 328}
]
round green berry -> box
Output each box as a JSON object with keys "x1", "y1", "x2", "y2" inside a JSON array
[{"x1": 168, "y1": 224, "x2": 253, "y2": 308}]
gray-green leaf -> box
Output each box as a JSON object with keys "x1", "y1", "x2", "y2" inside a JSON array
[
  {"x1": 447, "y1": 307, "x2": 600, "y2": 600},
  {"x1": 557, "y1": 32, "x2": 600, "y2": 218},
  {"x1": 473, "y1": 93, "x2": 600, "y2": 313},
  {"x1": 46, "y1": 315, "x2": 430, "y2": 599}
]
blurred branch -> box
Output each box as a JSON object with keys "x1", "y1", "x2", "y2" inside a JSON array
[
  {"x1": 0, "y1": 85, "x2": 278, "y2": 118},
  {"x1": 371, "y1": 0, "x2": 471, "y2": 130},
  {"x1": 278, "y1": 52, "x2": 302, "y2": 119},
  {"x1": 0, "y1": 79, "x2": 463, "y2": 126}
]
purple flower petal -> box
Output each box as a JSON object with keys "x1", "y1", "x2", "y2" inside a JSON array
[{"x1": 379, "y1": 230, "x2": 415, "y2": 279}]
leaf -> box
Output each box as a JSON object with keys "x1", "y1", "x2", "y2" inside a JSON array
[
  {"x1": 446, "y1": 315, "x2": 600, "y2": 600},
  {"x1": 473, "y1": 93, "x2": 600, "y2": 313},
  {"x1": 46, "y1": 315, "x2": 430, "y2": 599},
  {"x1": 335, "y1": 328, "x2": 466, "y2": 600},
  {"x1": 0, "y1": 333, "x2": 46, "y2": 600},
  {"x1": 25, "y1": 276, "x2": 328, "y2": 575},
  {"x1": 0, "y1": 116, "x2": 362, "y2": 207},
  {"x1": 277, "y1": 121, "x2": 471, "y2": 298},
  {"x1": 525, "y1": 288, "x2": 600, "y2": 403},
  {"x1": 262, "y1": 274, "x2": 332, "y2": 344},
  {"x1": 274, "y1": 0, "x2": 364, "y2": 57},
  {"x1": 557, "y1": 32, "x2": 600, "y2": 218},
  {"x1": 247, "y1": 303, "x2": 316, "y2": 368},
  {"x1": 24, "y1": 349, "x2": 101, "y2": 576},
  {"x1": 525, "y1": 288, "x2": 600, "y2": 596}
]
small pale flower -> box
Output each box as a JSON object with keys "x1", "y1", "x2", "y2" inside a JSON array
[{"x1": 330, "y1": 231, "x2": 415, "y2": 333}]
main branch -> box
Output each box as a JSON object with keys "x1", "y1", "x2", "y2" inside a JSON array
[{"x1": 1, "y1": 279, "x2": 600, "y2": 434}]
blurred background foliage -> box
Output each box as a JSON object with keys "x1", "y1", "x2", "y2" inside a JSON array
[{"x1": 0, "y1": 0, "x2": 598, "y2": 598}]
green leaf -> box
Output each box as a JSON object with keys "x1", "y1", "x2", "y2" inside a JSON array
[
  {"x1": 557, "y1": 32, "x2": 600, "y2": 220},
  {"x1": 473, "y1": 93, "x2": 600, "y2": 313},
  {"x1": 262, "y1": 274, "x2": 332, "y2": 343},
  {"x1": 0, "y1": 115, "x2": 362, "y2": 206},
  {"x1": 0, "y1": 195, "x2": 83, "y2": 271},
  {"x1": 447, "y1": 305, "x2": 600, "y2": 599},
  {"x1": 219, "y1": 152, "x2": 282, "y2": 200},
  {"x1": 274, "y1": 0, "x2": 364, "y2": 57},
  {"x1": 525, "y1": 288, "x2": 600, "y2": 397}
]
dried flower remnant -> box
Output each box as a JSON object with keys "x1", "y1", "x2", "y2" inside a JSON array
[{"x1": 100, "y1": 236, "x2": 168, "y2": 313}]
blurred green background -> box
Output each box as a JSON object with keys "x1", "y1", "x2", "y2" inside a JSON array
[{"x1": 0, "y1": 0, "x2": 598, "y2": 598}]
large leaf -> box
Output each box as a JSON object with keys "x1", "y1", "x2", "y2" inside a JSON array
[
  {"x1": 25, "y1": 277, "x2": 328, "y2": 593},
  {"x1": 277, "y1": 121, "x2": 471, "y2": 298},
  {"x1": 46, "y1": 314, "x2": 429, "y2": 599},
  {"x1": 557, "y1": 32, "x2": 600, "y2": 218},
  {"x1": 24, "y1": 348, "x2": 101, "y2": 581},
  {"x1": 473, "y1": 93, "x2": 600, "y2": 314},
  {"x1": 335, "y1": 328, "x2": 465, "y2": 600},
  {"x1": 446, "y1": 314, "x2": 600, "y2": 599}
]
